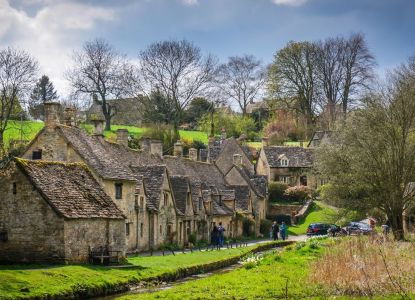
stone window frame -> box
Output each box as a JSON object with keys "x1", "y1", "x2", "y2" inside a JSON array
[
  {"x1": 126, "y1": 223, "x2": 130, "y2": 236},
  {"x1": 115, "y1": 183, "x2": 123, "y2": 199},
  {"x1": 140, "y1": 223, "x2": 144, "y2": 238},
  {"x1": 163, "y1": 192, "x2": 168, "y2": 206},
  {"x1": 279, "y1": 176, "x2": 291, "y2": 184},
  {"x1": 0, "y1": 230, "x2": 8, "y2": 242},
  {"x1": 12, "y1": 182, "x2": 17, "y2": 195},
  {"x1": 32, "y1": 149, "x2": 42, "y2": 160},
  {"x1": 280, "y1": 159, "x2": 289, "y2": 167}
]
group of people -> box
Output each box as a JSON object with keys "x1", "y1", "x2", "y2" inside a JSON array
[
  {"x1": 270, "y1": 221, "x2": 288, "y2": 241},
  {"x1": 211, "y1": 222, "x2": 226, "y2": 247}
]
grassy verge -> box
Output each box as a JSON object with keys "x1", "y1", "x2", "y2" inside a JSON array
[
  {"x1": 119, "y1": 238, "x2": 329, "y2": 299},
  {"x1": 288, "y1": 201, "x2": 337, "y2": 236},
  {"x1": 0, "y1": 241, "x2": 286, "y2": 299}
]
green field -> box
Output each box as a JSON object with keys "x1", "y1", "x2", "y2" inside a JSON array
[
  {"x1": 0, "y1": 243, "x2": 278, "y2": 299},
  {"x1": 288, "y1": 201, "x2": 337, "y2": 236},
  {"x1": 2, "y1": 121, "x2": 209, "y2": 148},
  {"x1": 120, "y1": 238, "x2": 329, "y2": 300}
]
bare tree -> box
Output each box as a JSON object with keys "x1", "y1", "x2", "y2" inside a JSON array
[
  {"x1": 267, "y1": 41, "x2": 319, "y2": 133},
  {"x1": 217, "y1": 55, "x2": 265, "y2": 116},
  {"x1": 66, "y1": 38, "x2": 132, "y2": 130},
  {"x1": 315, "y1": 33, "x2": 375, "y2": 126},
  {"x1": 139, "y1": 39, "x2": 217, "y2": 132},
  {"x1": 341, "y1": 33, "x2": 375, "y2": 114},
  {"x1": 0, "y1": 47, "x2": 38, "y2": 152}
]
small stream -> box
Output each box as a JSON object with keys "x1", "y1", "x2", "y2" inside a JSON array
[{"x1": 98, "y1": 248, "x2": 282, "y2": 300}]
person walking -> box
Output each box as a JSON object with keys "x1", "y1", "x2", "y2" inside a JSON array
[
  {"x1": 271, "y1": 221, "x2": 279, "y2": 241},
  {"x1": 217, "y1": 222, "x2": 225, "y2": 247},
  {"x1": 211, "y1": 225, "x2": 219, "y2": 246},
  {"x1": 280, "y1": 221, "x2": 288, "y2": 241}
]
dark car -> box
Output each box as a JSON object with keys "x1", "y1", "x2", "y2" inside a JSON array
[
  {"x1": 346, "y1": 222, "x2": 373, "y2": 235},
  {"x1": 306, "y1": 223, "x2": 332, "y2": 236}
]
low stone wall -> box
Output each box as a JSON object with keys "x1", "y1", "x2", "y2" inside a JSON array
[
  {"x1": 295, "y1": 200, "x2": 313, "y2": 222},
  {"x1": 267, "y1": 204, "x2": 303, "y2": 218}
]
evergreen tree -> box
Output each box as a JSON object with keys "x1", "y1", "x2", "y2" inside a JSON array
[{"x1": 29, "y1": 75, "x2": 58, "y2": 120}]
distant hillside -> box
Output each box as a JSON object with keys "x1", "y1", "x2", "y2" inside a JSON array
[{"x1": 3, "y1": 121, "x2": 209, "y2": 149}]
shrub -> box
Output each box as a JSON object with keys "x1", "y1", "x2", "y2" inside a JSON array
[
  {"x1": 268, "y1": 182, "x2": 288, "y2": 202},
  {"x1": 242, "y1": 218, "x2": 255, "y2": 237},
  {"x1": 188, "y1": 232, "x2": 197, "y2": 245},
  {"x1": 284, "y1": 185, "x2": 311, "y2": 203},
  {"x1": 260, "y1": 219, "x2": 273, "y2": 235}
]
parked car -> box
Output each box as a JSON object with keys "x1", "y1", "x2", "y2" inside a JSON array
[
  {"x1": 346, "y1": 222, "x2": 373, "y2": 235},
  {"x1": 306, "y1": 223, "x2": 332, "y2": 236}
]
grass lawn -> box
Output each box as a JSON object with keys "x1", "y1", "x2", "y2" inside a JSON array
[
  {"x1": 119, "y1": 238, "x2": 330, "y2": 300},
  {"x1": 0, "y1": 244, "x2": 271, "y2": 299},
  {"x1": 288, "y1": 201, "x2": 337, "y2": 236},
  {"x1": 2, "y1": 121, "x2": 208, "y2": 148}
]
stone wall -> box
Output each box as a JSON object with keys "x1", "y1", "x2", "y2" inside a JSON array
[
  {"x1": 64, "y1": 218, "x2": 126, "y2": 263},
  {"x1": 0, "y1": 165, "x2": 66, "y2": 263},
  {"x1": 267, "y1": 203, "x2": 303, "y2": 219}
]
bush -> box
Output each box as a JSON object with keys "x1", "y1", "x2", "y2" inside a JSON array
[
  {"x1": 268, "y1": 182, "x2": 288, "y2": 202},
  {"x1": 188, "y1": 232, "x2": 197, "y2": 245},
  {"x1": 284, "y1": 185, "x2": 311, "y2": 203},
  {"x1": 242, "y1": 218, "x2": 255, "y2": 237},
  {"x1": 260, "y1": 219, "x2": 273, "y2": 235}
]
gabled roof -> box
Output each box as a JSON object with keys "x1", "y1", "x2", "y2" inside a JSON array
[
  {"x1": 208, "y1": 137, "x2": 253, "y2": 163},
  {"x1": 57, "y1": 126, "x2": 162, "y2": 181},
  {"x1": 262, "y1": 146, "x2": 314, "y2": 168},
  {"x1": 169, "y1": 175, "x2": 191, "y2": 216},
  {"x1": 15, "y1": 159, "x2": 124, "y2": 219},
  {"x1": 229, "y1": 164, "x2": 266, "y2": 198},
  {"x1": 229, "y1": 185, "x2": 250, "y2": 212},
  {"x1": 130, "y1": 165, "x2": 167, "y2": 211},
  {"x1": 211, "y1": 197, "x2": 234, "y2": 216}
]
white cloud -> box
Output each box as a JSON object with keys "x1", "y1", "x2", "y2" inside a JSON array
[
  {"x1": 271, "y1": 0, "x2": 308, "y2": 7},
  {"x1": 0, "y1": 0, "x2": 116, "y2": 97},
  {"x1": 181, "y1": 0, "x2": 198, "y2": 6}
]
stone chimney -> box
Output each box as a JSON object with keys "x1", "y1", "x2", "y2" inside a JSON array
[
  {"x1": 150, "y1": 140, "x2": 163, "y2": 157},
  {"x1": 220, "y1": 128, "x2": 227, "y2": 141},
  {"x1": 173, "y1": 141, "x2": 183, "y2": 157},
  {"x1": 262, "y1": 137, "x2": 269, "y2": 147},
  {"x1": 64, "y1": 107, "x2": 76, "y2": 127},
  {"x1": 233, "y1": 153, "x2": 243, "y2": 167},
  {"x1": 91, "y1": 117, "x2": 104, "y2": 136},
  {"x1": 189, "y1": 148, "x2": 198, "y2": 161},
  {"x1": 116, "y1": 128, "x2": 129, "y2": 147},
  {"x1": 140, "y1": 137, "x2": 151, "y2": 153},
  {"x1": 44, "y1": 102, "x2": 61, "y2": 129}
]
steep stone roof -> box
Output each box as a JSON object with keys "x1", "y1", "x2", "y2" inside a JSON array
[
  {"x1": 15, "y1": 159, "x2": 124, "y2": 219},
  {"x1": 208, "y1": 138, "x2": 253, "y2": 163},
  {"x1": 164, "y1": 156, "x2": 227, "y2": 189},
  {"x1": 130, "y1": 165, "x2": 166, "y2": 211},
  {"x1": 262, "y1": 146, "x2": 314, "y2": 168},
  {"x1": 189, "y1": 180, "x2": 202, "y2": 212},
  {"x1": 229, "y1": 185, "x2": 250, "y2": 212},
  {"x1": 230, "y1": 165, "x2": 267, "y2": 198},
  {"x1": 219, "y1": 190, "x2": 235, "y2": 201},
  {"x1": 169, "y1": 175, "x2": 190, "y2": 215},
  {"x1": 211, "y1": 198, "x2": 234, "y2": 216},
  {"x1": 58, "y1": 126, "x2": 161, "y2": 181}
]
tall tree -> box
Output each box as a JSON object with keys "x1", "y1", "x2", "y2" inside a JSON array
[
  {"x1": 316, "y1": 56, "x2": 415, "y2": 240},
  {"x1": 267, "y1": 41, "x2": 319, "y2": 134},
  {"x1": 217, "y1": 55, "x2": 265, "y2": 116},
  {"x1": 66, "y1": 38, "x2": 131, "y2": 130},
  {"x1": 0, "y1": 47, "x2": 38, "y2": 151},
  {"x1": 139, "y1": 39, "x2": 217, "y2": 133},
  {"x1": 315, "y1": 33, "x2": 375, "y2": 126},
  {"x1": 29, "y1": 75, "x2": 58, "y2": 120}
]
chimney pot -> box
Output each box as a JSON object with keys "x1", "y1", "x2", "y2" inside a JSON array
[
  {"x1": 91, "y1": 117, "x2": 105, "y2": 136},
  {"x1": 150, "y1": 139, "x2": 163, "y2": 157},
  {"x1": 189, "y1": 148, "x2": 198, "y2": 161},
  {"x1": 221, "y1": 128, "x2": 226, "y2": 140},
  {"x1": 140, "y1": 137, "x2": 151, "y2": 153},
  {"x1": 173, "y1": 141, "x2": 183, "y2": 157},
  {"x1": 44, "y1": 102, "x2": 61, "y2": 129},
  {"x1": 262, "y1": 137, "x2": 269, "y2": 147},
  {"x1": 64, "y1": 107, "x2": 76, "y2": 127},
  {"x1": 116, "y1": 128, "x2": 129, "y2": 147}
]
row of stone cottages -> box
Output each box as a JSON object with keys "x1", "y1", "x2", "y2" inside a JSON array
[{"x1": 0, "y1": 103, "x2": 275, "y2": 263}]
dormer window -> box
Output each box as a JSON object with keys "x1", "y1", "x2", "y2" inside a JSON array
[
  {"x1": 163, "y1": 192, "x2": 168, "y2": 206},
  {"x1": 280, "y1": 159, "x2": 289, "y2": 167}
]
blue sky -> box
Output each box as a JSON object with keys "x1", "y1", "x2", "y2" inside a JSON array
[{"x1": 1, "y1": 0, "x2": 415, "y2": 95}]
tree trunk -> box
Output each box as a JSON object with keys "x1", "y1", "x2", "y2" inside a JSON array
[
  {"x1": 389, "y1": 211, "x2": 405, "y2": 240},
  {"x1": 104, "y1": 116, "x2": 111, "y2": 131},
  {"x1": 210, "y1": 110, "x2": 214, "y2": 137},
  {"x1": 0, "y1": 131, "x2": 4, "y2": 159}
]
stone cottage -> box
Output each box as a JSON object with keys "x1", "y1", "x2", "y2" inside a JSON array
[
  {"x1": 256, "y1": 144, "x2": 316, "y2": 187},
  {"x1": 0, "y1": 159, "x2": 125, "y2": 263}
]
